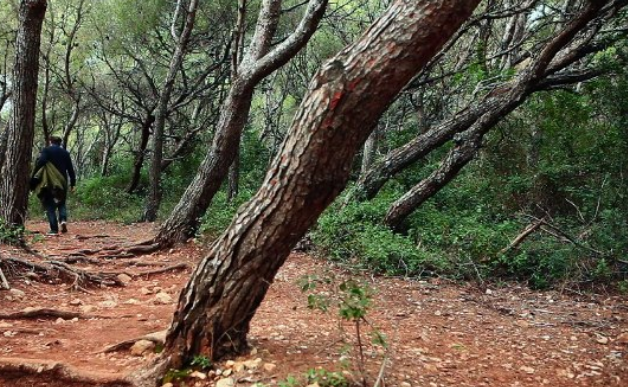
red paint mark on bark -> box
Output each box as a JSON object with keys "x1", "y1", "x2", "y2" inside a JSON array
[
  {"x1": 329, "y1": 91, "x2": 343, "y2": 110},
  {"x1": 349, "y1": 79, "x2": 360, "y2": 91}
]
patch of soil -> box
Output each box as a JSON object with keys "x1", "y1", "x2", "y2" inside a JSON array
[{"x1": 1, "y1": 221, "x2": 627, "y2": 387}]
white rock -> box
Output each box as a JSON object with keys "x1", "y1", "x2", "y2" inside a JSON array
[
  {"x1": 263, "y1": 363, "x2": 277, "y2": 372},
  {"x1": 216, "y1": 377, "x2": 235, "y2": 387},
  {"x1": 69, "y1": 299, "x2": 82, "y2": 306},
  {"x1": 190, "y1": 371, "x2": 207, "y2": 379},
  {"x1": 80, "y1": 305, "x2": 96, "y2": 314},
  {"x1": 153, "y1": 292, "x2": 173, "y2": 305},
  {"x1": 99, "y1": 300, "x2": 117, "y2": 308},
  {"x1": 130, "y1": 340, "x2": 155, "y2": 356},
  {"x1": 9, "y1": 288, "x2": 25, "y2": 298},
  {"x1": 124, "y1": 298, "x2": 141, "y2": 305},
  {"x1": 161, "y1": 383, "x2": 174, "y2": 387},
  {"x1": 140, "y1": 287, "x2": 153, "y2": 295},
  {"x1": 117, "y1": 273, "x2": 132, "y2": 284},
  {"x1": 616, "y1": 332, "x2": 628, "y2": 344},
  {"x1": 243, "y1": 358, "x2": 262, "y2": 369}
]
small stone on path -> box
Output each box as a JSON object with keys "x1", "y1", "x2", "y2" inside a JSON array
[
  {"x1": 130, "y1": 339, "x2": 155, "y2": 356},
  {"x1": 216, "y1": 377, "x2": 235, "y2": 387}
]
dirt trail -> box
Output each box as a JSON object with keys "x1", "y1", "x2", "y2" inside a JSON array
[{"x1": 0, "y1": 221, "x2": 627, "y2": 387}]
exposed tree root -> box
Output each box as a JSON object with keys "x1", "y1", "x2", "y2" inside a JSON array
[
  {"x1": 91, "y1": 263, "x2": 190, "y2": 280},
  {"x1": 75, "y1": 239, "x2": 162, "y2": 258},
  {"x1": 0, "y1": 357, "x2": 131, "y2": 386},
  {"x1": 51, "y1": 255, "x2": 103, "y2": 264},
  {"x1": 74, "y1": 234, "x2": 114, "y2": 240},
  {"x1": 0, "y1": 256, "x2": 124, "y2": 289},
  {"x1": 0, "y1": 307, "x2": 113, "y2": 320},
  {"x1": 0, "y1": 266, "x2": 9, "y2": 289},
  {"x1": 132, "y1": 263, "x2": 189, "y2": 277},
  {"x1": 99, "y1": 330, "x2": 167, "y2": 354}
]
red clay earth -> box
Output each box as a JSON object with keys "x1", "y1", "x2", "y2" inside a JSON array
[{"x1": 0, "y1": 221, "x2": 627, "y2": 387}]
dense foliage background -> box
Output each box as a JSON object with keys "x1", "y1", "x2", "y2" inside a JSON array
[{"x1": 2, "y1": 0, "x2": 627, "y2": 290}]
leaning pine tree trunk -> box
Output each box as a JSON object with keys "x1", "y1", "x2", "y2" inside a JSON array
[
  {"x1": 0, "y1": 0, "x2": 47, "y2": 227},
  {"x1": 135, "y1": 1, "x2": 480, "y2": 381}
]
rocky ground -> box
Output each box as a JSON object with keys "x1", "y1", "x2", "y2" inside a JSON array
[{"x1": 0, "y1": 221, "x2": 627, "y2": 387}]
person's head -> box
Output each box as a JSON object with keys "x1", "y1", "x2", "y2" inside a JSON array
[{"x1": 49, "y1": 136, "x2": 62, "y2": 146}]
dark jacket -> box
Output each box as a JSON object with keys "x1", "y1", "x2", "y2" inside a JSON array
[{"x1": 33, "y1": 144, "x2": 76, "y2": 187}]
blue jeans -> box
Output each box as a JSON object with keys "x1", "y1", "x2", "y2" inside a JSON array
[{"x1": 43, "y1": 196, "x2": 67, "y2": 233}]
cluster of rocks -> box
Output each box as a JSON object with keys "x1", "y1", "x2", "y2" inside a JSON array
[{"x1": 157, "y1": 355, "x2": 278, "y2": 387}]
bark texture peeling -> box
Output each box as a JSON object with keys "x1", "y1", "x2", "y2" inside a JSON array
[
  {"x1": 0, "y1": 0, "x2": 47, "y2": 227},
  {"x1": 154, "y1": 0, "x2": 481, "y2": 376}
]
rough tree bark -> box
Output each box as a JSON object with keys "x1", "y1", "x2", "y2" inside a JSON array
[
  {"x1": 383, "y1": 0, "x2": 617, "y2": 229},
  {"x1": 0, "y1": 0, "x2": 47, "y2": 227},
  {"x1": 136, "y1": 0, "x2": 481, "y2": 380},
  {"x1": 143, "y1": 0, "x2": 200, "y2": 222},
  {"x1": 154, "y1": 0, "x2": 329, "y2": 245}
]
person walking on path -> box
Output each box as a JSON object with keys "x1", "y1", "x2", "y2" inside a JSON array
[{"x1": 30, "y1": 135, "x2": 76, "y2": 235}]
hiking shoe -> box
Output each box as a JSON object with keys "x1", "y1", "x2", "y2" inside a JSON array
[
  {"x1": 60, "y1": 222, "x2": 68, "y2": 234},
  {"x1": 46, "y1": 231, "x2": 59, "y2": 236}
]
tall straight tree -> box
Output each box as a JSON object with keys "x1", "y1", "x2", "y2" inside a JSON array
[
  {"x1": 154, "y1": 0, "x2": 329, "y2": 245},
  {"x1": 0, "y1": 0, "x2": 47, "y2": 228},
  {"x1": 133, "y1": 1, "x2": 481, "y2": 382}
]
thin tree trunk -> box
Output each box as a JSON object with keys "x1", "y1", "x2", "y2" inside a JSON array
[
  {"x1": 382, "y1": 0, "x2": 612, "y2": 229},
  {"x1": 384, "y1": 127, "x2": 485, "y2": 230},
  {"x1": 360, "y1": 128, "x2": 377, "y2": 177},
  {"x1": 148, "y1": 0, "x2": 480, "y2": 376},
  {"x1": 155, "y1": 0, "x2": 329, "y2": 245},
  {"x1": 143, "y1": 0, "x2": 199, "y2": 222},
  {"x1": 352, "y1": 98, "x2": 501, "y2": 201},
  {"x1": 352, "y1": 0, "x2": 615, "y2": 204},
  {"x1": 227, "y1": 146, "x2": 240, "y2": 202},
  {"x1": 0, "y1": 0, "x2": 47, "y2": 227},
  {"x1": 126, "y1": 114, "x2": 154, "y2": 194}
]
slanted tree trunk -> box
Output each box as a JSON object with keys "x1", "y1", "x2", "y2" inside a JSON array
[
  {"x1": 155, "y1": 0, "x2": 329, "y2": 245},
  {"x1": 351, "y1": 0, "x2": 619, "y2": 203},
  {"x1": 149, "y1": 0, "x2": 480, "y2": 375},
  {"x1": 143, "y1": 0, "x2": 200, "y2": 222},
  {"x1": 352, "y1": 98, "x2": 501, "y2": 201},
  {"x1": 382, "y1": 0, "x2": 613, "y2": 229},
  {"x1": 384, "y1": 122, "x2": 488, "y2": 230},
  {"x1": 0, "y1": 0, "x2": 47, "y2": 227}
]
